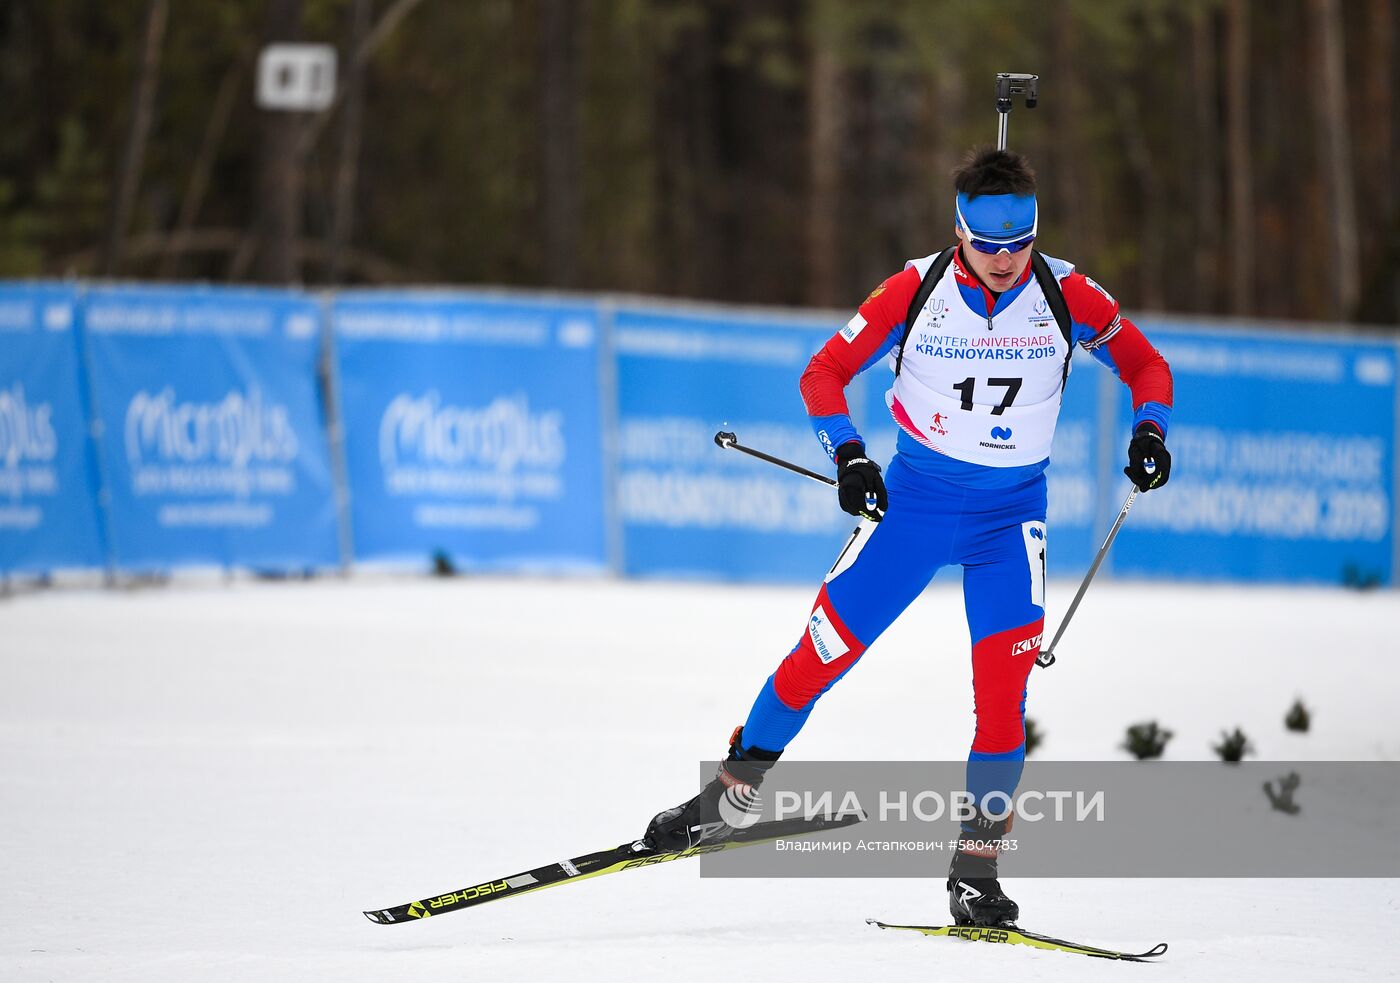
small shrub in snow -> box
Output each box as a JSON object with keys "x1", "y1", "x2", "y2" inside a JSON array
[
  {"x1": 1212, "y1": 727, "x2": 1253, "y2": 763},
  {"x1": 1121, "y1": 721, "x2": 1172, "y2": 760},
  {"x1": 1023, "y1": 717, "x2": 1044, "y2": 756},
  {"x1": 1284, "y1": 699, "x2": 1311, "y2": 733}
]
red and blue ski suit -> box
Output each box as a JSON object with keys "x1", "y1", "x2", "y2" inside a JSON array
[{"x1": 738, "y1": 246, "x2": 1173, "y2": 811}]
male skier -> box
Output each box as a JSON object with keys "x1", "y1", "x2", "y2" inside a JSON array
[{"x1": 644, "y1": 148, "x2": 1173, "y2": 927}]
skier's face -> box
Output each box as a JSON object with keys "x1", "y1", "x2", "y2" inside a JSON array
[{"x1": 955, "y1": 227, "x2": 1034, "y2": 291}]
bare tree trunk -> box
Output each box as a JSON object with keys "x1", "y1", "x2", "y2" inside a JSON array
[
  {"x1": 102, "y1": 0, "x2": 168, "y2": 276},
  {"x1": 1362, "y1": 0, "x2": 1393, "y2": 234},
  {"x1": 1309, "y1": 0, "x2": 1359, "y2": 319},
  {"x1": 929, "y1": 53, "x2": 964, "y2": 238},
  {"x1": 227, "y1": 232, "x2": 259, "y2": 281},
  {"x1": 1358, "y1": 0, "x2": 1393, "y2": 314},
  {"x1": 1116, "y1": 87, "x2": 1164, "y2": 310},
  {"x1": 161, "y1": 54, "x2": 248, "y2": 278},
  {"x1": 870, "y1": 27, "x2": 918, "y2": 271},
  {"x1": 1225, "y1": 0, "x2": 1253, "y2": 315},
  {"x1": 1191, "y1": 3, "x2": 1221, "y2": 312},
  {"x1": 254, "y1": 0, "x2": 306, "y2": 283},
  {"x1": 328, "y1": 0, "x2": 371, "y2": 284},
  {"x1": 652, "y1": 6, "x2": 720, "y2": 298},
  {"x1": 1353, "y1": 0, "x2": 1398, "y2": 321},
  {"x1": 539, "y1": 0, "x2": 580, "y2": 287},
  {"x1": 295, "y1": 0, "x2": 427, "y2": 157},
  {"x1": 806, "y1": 7, "x2": 842, "y2": 308},
  {"x1": 1051, "y1": 12, "x2": 1094, "y2": 262}
]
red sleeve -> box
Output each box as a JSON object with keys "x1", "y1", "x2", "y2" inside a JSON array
[
  {"x1": 1103, "y1": 317, "x2": 1173, "y2": 422},
  {"x1": 1060, "y1": 271, "x2": 1173, "y2": 427},
  {"x1": 799, "y1": 266, "x2": 921, "y2": 418}
]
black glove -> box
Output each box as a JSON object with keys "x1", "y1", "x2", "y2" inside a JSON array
[
  {"x1": 1124, "y1": 425, "x2": 1171, "y2": 491},
  {"x1": 835, "y1": 441, "x2": 887, "y2": 521}
]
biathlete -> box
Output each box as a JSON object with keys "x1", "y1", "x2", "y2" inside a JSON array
[{"x1": 645, "y1": 148, "x2": 1173, "y2": 927}]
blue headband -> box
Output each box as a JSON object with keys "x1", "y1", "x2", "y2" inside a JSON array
[{"x1": 955, "y1": 192, "x2": 1038, "y2": 243}]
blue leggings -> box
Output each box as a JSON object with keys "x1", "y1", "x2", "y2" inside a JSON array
[{"x1": 740, "y1": 454, "x2": 1048, "y2": 813}]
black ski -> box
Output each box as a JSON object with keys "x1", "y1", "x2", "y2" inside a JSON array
[
  {"x1": 867, "y1": 919, "x2": 1168, "y2": 961},
  {"x1": 365, "y1": 811, "x2": 863, "y2": 924}
]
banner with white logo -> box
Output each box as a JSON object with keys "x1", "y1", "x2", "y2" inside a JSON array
[
  {"x1": 614, "y1": 305, "x2": 853, "y2": 581},
  {"x1": 83, "y1": 285, "x2": 338, "y2": 571},
  {"x1": 332, "y1": 291, "x2": 607, "y2": 571},
  {"x1": 1112, "y1": 323, "x2": 1396, "y2": 585},
  {"x1": 0, "y1": 283, "x2": 106, "y2": 572},
  {"x1": 6, "y1": 279, "x2": 1398, "y2": 588}
]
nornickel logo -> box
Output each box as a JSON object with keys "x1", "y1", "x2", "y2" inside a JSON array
[{"x1": 990, "y1": 427, "x2": 1013, "y2": 441}]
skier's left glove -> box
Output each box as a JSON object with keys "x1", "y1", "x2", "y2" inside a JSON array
[
  {"x1": 1124, "y1": 424, "x2": 1171, "y2": 491},
  {"x1": 835, "y1": 440, "x2": 887, "y2": 521}
]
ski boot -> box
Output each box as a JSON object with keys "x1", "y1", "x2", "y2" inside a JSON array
[
  {"x1": 644, "y1": 727, "x2": 781, "y2": 852},
  {"x1": 947, "y1": 814, "x2": 1019, "y2": 927}
]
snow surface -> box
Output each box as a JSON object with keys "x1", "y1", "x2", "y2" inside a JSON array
[{"x1": 3, "y1": 575, "x2": 1398, "y2": 982}]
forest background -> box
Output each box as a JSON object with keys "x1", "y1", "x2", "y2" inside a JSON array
[{"x1": 1, "y1": 0, "x2": 1395, "y2": 327}]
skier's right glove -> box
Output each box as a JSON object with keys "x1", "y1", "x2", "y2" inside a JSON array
[
  {"x1": 1123, "y1": 424, "x2": 1171, "y2": 492},
  {"x1": 835, "y1": 440, "x2": 887, "y2": 521}
]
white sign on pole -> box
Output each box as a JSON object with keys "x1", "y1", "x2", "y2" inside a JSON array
[{"x1": 257, "y1": 44, "x2": 337, "y2": 111}]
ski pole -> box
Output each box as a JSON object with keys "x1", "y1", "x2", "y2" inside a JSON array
[
  {"x1": 1035, "y1": 488, "x2": 1139, "y2": 669},
  {"x1": 994, "y1": 72, "x2": 1039, "y2": 151},
  {"x1": 714, "y1": 431, "x2": 836, "y2": 487}
]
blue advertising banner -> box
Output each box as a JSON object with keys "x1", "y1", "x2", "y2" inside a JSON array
[
  {"x1": 1040, "y1": 357, "x2": 1106, "y2": 574},
  {"x1": 615, "y1": 304, "x2": 853, "y2": 582},
  {"x1": 1111, "y1": 322, "x2": 1396, "y2": 585},
  {"x1": 82, "y1": 285, "x2": 339, "y2": 571},
  {"x1": 332, "y1": 291, "x2": 607, "y2": 571},
  {"x1": 5, "y1": 274, "x2": 1396, "y2": 589},
  {"x1": 0, "y1": 283, "x2": 106, "y2": 572}
]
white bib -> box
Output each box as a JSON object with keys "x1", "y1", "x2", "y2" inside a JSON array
[{"x1": 887, "y1": 255, "x2": 1070, "y2": 467}]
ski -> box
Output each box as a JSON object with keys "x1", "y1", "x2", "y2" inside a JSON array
[
  {"x1": 866, "y1": 919, "x2": 1168, "y2": 962},
  {"x1": 364, "y1": 811, "x2": 863, "y2": 924}
]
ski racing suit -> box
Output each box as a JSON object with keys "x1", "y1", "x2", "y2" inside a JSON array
[{"x1": 737, "y1": 245, "x2": 1173, "y2": 816}]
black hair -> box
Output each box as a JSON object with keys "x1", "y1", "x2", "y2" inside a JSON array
[{"x1": 953, "y1": 147, "x2": 1037, "y2": 198}]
